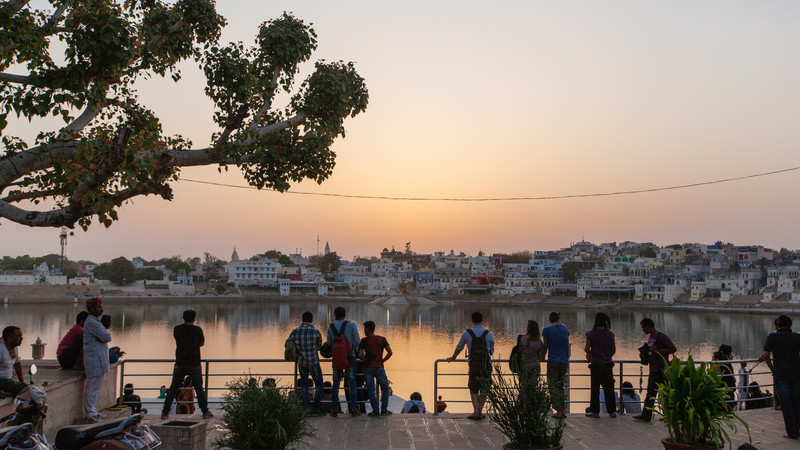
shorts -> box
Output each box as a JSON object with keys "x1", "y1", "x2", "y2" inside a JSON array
[{"x1": 468, "y1": 368, "x2": 491, "y2": 394}]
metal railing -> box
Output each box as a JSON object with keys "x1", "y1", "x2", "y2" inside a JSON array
[
  {"x1": 117, "y1": 358, "x2": 375, "y2": 410},
  {"x1": 432, "y1": 358, "x2": 774, "y2": 416}
]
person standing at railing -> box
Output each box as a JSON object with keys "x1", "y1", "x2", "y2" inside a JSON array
[
  {"x1": 542, "y1": 311, "x2": 570, "y2": 419},
  {"x1": 713, "y1": 344, "x2": 736, "y2": 407},
  {"x1": 759, "y1": 314, "x2": 800, "y2": 440},
  {"x1": 521, "y1": 320, "x2": 546, "y2": 377},
  {"x1": 736, "y1": 362, "x2": 751, "y2": 411},
  {"x1": 327, "y1": 306, "x2": 361, "y2": 417},
  {"x1": 289, "y1": 311, "x2": 324, "y2": 415},
  {"x1": 634, "y1": 317, "x2": 676, "y2": 422},
  {"x1": 358, "y1": 320, "x2": 393, "y2": 416},
  {"x1": 160, "y1": 309, "x2": 213, "y2": 420},
  {"x1": 584, "y1": 312, "x2": 616, "y2": 418},
  {"x1": 446, "y1": 311, "x2": 495, "y2": 420}
]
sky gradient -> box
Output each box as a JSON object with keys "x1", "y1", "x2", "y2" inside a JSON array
[{"x1": 3, "y1": 1, "x2": 800, "y2": 262}]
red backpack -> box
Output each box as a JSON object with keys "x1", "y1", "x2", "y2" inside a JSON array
[{"x1": 330, "y1": 321, "x2": 352, "y2": 370}]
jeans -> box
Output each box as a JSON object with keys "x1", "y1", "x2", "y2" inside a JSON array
[
  {"x1": 589, "y1": 363, "x2": 615, "y2": 415},
  {"x1": 364, "y1": 367, "x2": 390, "y2": 414},
  {"x1": 299, "y1": 364, "x2": 324, "y2": 413},
  {"x1": 332, "y1": 364, "x2": 358, "y2": 413},
  {"x1": 775, "y1": 380, "x2": 800, "y2": 438},
  {"x1": 162, "y1": 365, "x2": 209, "y2": 414},
  {"x1": 639, "y1": 370, "x2": 665, "y2": 420},
  {"x1": 546, "y1": 362, "x2": 569, "y2": 414}
]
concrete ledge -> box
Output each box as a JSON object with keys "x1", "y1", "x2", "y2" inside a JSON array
[{"x1": 0, "y1": 361, "x2": 119, "y2": 435}]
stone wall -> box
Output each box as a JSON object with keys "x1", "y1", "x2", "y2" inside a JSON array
[{"x1": 0, "y1": 361, "x2": 120, "y2": 435}]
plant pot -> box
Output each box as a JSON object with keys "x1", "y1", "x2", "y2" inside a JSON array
[
  {"x1": 503, "y1": 443, "x2": 563, "y2": 450},
  {"x1": 660, "y1": 438, "x2": 716, "y2": 450}
]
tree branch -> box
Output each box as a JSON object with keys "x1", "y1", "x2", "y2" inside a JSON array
[
  {"x1": 58, "y1": 101, "x2": 108, "y2": 138},
  {"x1": 246, "y1": 113, "x2": 307, "y2": 143},
  {"x1": 2, "y1": 188, "x2": 67, "y2": 203},
  {"x1": 248, "y1": 66, "x2": 282, "y2": 131}
]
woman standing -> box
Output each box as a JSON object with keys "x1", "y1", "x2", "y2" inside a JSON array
[
  {"x1": 585, "y1": 312, "x2": 616, "y2": 418},
  {"x1": 520, "y1": 320, "x2": 546, "y2": 376}
]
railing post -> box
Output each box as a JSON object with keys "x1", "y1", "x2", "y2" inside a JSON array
[
  {"x1": 433, "y1": 360, "x2": 439, "y2": 416},
  {"x1": 117, "y1": 360, "x2": 125, "y2": 406},
  {"x1": 618, "y1": 362, "x2": 625, "y2": 414},
  {"x1": 204, "y1": 360, "x2": 210, "y2": 399},
  {"x1": 565, "y1": 361, "x2": 570, "y2": 413}
]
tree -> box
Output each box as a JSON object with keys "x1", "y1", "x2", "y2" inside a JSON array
[
  {"x1": 106, "y1": 256, "x2": 135, "y2": 285},
  {"x1": 202, "y1": 251, "x2": 225, "y2": 284},
  {"x1": 136, "y1": 267, "x2": 164, "y2": 280},
  {"x1": 504, "y1": 251, "x2": 533, "y2": 264},
  {"x1": 277, "y1": 254, "x2": 293, "y2": 266},
  {"x1": 561, "y1": 262, "x2": 582, "y2": 283},
  {"x1": 0, "y1": 5, "x2": 368, "y2": 230},
  {"x1": 261, "y1": 250, "x2": 281, "y2": 260},
  {"x1": 311, "y1": 251, "x2": 341, "y2": 277},
  {"x1": 640, "y1": 248, "x2": 657, "y2": 258}
]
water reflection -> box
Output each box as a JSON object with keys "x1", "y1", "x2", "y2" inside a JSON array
[{"x1": 0, "y1": 300, "x2": 781, "y2": 412}]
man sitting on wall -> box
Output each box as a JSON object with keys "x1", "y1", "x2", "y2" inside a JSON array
[{"x1": 57, "y1": 311, "x2": 89, "y2": 370}]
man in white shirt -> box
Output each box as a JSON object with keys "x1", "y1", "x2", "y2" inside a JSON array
[
  {"x1": 0, "y1": 326, "x2": 26, "y2": 396},
  {"x1": 83, "y1": 298, "x2": 112, "y2": 423}
]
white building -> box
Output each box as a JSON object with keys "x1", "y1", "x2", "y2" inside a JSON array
[{"x1": 229, "y1": 260, "x2": 279, "y2": 287}]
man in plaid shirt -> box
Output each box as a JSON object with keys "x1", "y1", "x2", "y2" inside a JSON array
[{"x1": 289, "y1": 311, "x2": 324, "y2": 414}]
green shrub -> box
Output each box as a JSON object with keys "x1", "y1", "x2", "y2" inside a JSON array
[
  {"x1": 485, "y1": 364, "x2": 565, "y2": 449},
  {"x1": 215, "y1": 377, "x2": 314, "y2": 450},
  {"x1": 654, "y1": 355, "x2": 750, "y2": 448}
]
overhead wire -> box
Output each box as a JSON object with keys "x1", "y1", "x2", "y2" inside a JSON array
[{"x1": 180, "y1": 165, "x2": 800, "y2": 202}]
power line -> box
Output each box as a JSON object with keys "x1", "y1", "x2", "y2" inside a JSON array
[{"x1": 181, "y1": 165, "x2": 800, "y2": 202}]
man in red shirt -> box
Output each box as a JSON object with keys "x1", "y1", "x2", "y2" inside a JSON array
[
  {"x1": 358, "y1": 321, "x2": 393, "y2": 416},
  {"x1": 57, "y1": 311, "x2": 89, "y2": 369}
]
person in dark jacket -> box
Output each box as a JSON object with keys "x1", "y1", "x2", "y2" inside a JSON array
[
  {"x1": 161, "y1": 310, "x2": 213, "y2": 420},
  {"x1": 634, "y1": 317, "x2": 677, "y2": 422}
]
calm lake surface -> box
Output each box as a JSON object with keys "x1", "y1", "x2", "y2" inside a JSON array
[{"x1": 2, "y1": 299, "x2": 781, "y2": 413}]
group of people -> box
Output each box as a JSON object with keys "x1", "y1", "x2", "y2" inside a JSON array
[{"x1": 288, "y1": 306, "x2": 393, "y2": 417}]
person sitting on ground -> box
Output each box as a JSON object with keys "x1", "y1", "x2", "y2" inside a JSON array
[
  {"x1": 745, "y1": 381, "x2": 773, "y2": 410},
  {"x1": 57, "y1": 311, "x2": 89, "y2": 370},
  {"x1": 122, "y1": 383, "x2": 142, "y2": 414},
  {"x1": 320, "y1": 381, "x2": 336, "y2": 414},
  {"x1": 101, "y1": 315, "x2": 125, "y2": 363},
  {"x1": 436, "y1": 395, "x2": 448, "y2": 414},
  {"x1": 176, "y1": 375, "x2": 195, "y2": 414},
  {"x1": 713, "y1": 344, "x2": 736, "y2": 407},
  {"x1": 619, "y1": 381, "x2": 642, "y2": 415},
  {"x1": 401, "y1": 392, "x2": 426, "y2": 413}
]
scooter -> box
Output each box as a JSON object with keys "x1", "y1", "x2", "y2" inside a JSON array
[
  {"x1": 0, "y1": 365, "x2": 48, "y2": 435},
  {"x1": 0, "y1": 422, "x2": 53, "y2": 450},
  {"x1": 55, "y1": 413, "x2": 161, "y2": 450}
]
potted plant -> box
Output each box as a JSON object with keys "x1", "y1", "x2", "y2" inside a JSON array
[
  {"x1": 215, "y1": 377, "x2": 315, "y2": 450},
  {"x1": 654, "y1": 355, "x2": 750, "y2": 450},
  {"x1": 485, "y1": 364, "x2": 565, "y2": 450}
]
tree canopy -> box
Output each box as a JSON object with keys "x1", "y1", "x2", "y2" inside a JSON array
[{"x1": 0, "y1": 2, "x2": 368, "y2": 229}]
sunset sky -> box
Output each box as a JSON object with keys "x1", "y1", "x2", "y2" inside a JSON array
[{"x1": 3, "y1": 1, "x2": 800, "y2": 263}]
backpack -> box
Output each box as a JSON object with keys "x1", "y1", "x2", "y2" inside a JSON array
[
  {"x1": 284, "y1": 337, "x2": 299, "y2": 362},
  {"x1": 509, "y1": 334, "x2": 524, "y2": 373},
  {"x1": 467, "y1": 329, "x2": 491, "y2": 375},
  {"x1": 408, "y1": 400, "x2": 424, "y2": 413},
  {"x1": 330, "y1": 321, "x2": 352, "y2": 370}
]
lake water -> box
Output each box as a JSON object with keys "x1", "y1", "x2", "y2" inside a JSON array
[{"x1": 2, "y1": 299, "x2": 781, "y2": 413}]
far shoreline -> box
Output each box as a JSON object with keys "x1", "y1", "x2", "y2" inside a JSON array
[{"x1": 3, "y1": 288, "x2": 800, "y2": 316}]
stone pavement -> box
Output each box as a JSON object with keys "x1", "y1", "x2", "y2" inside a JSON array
[{"x1": 82, "y1": 407, "x2": 790, "y2": 449}]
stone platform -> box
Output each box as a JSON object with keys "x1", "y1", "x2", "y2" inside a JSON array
[{"x1": 72, "y1": 407, "x2": 789, "y2": 449}]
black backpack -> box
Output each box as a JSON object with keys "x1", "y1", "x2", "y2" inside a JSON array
[
  {"x1": 509, "y1": 334, "x2": 524, "y2": 373},
  {"x1": 467, "y1": 329, "x2": 491, "y2": 374}
]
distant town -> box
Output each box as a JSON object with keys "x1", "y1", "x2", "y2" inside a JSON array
[{"x1": 1, "y1": 241, "x2": 799, "y2": 304}]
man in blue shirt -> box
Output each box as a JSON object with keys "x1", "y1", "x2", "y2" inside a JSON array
[
  {"x1": 289, "y1": 311, "x2": 323, "y2": 415},
  {"x1": 761, "y1": 314, "x2": 800, "y2": 439},
  {"x1": 542, "y1": 311, "x2": 570, "y2": 419},
  {"x1": 326, "y1": 306, "x2": 361, "y2": 417},
  {"x1": 447, "y1": 311, "x2": 495, "y2": 420}
]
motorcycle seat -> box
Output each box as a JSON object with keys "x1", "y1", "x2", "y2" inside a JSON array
[{"x1": 55, "y1": 418, "x2": 127, "y2": 450}]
